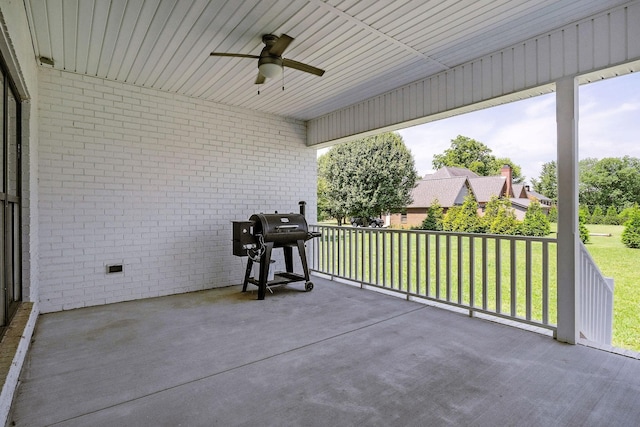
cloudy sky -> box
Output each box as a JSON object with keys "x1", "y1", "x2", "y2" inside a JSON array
[{"x1": 397, "y1": 72, "x2": 640, "y2": 183}]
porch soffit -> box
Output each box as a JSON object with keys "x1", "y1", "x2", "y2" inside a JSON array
[{"x1": 22, "y1": 0, "x2": 633, "y2": 123}]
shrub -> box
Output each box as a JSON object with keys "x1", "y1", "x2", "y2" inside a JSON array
[
  {"x1": 619, "y1": 205, "x2": 638, "y2": 224},
  {"x1": 621, "y1": 206, "x2": 640, "y2": 249},
  {"x1": 590, "y1": 205, "x2": 604, "y2": 224},
  {"x1": 490, "y1": 211, "x2": 520, "y2": 235},
  {"x1": 450, "y1": 196, "x2": 483, "y2": 233},
  {"x1": 520, "y1": 199, "x2": 551, "y2": 236},
  {"x1": 579, "y1": 205, "x2": 591, "y2": 222},
  {"x1": 548, "y1": 205, "x2": 558, "y2": 223},
  {"x1": 419, "y1": 199, "x2": 444, "y2": 231},
  {"x1": 442, "y1": 206, "x2": 460, "y2": 231},
  {"x1": 483, "y1": 196, "x2": 519, "y2": 235},
  {"x1": 579, "y1": 210, "x2": 590, "y2": 244},
  {"x1": 603, "y1": 206, "x2": 620, "y2": 225}
]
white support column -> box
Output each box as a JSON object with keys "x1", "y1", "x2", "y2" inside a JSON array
[{"x1": 556, "y1": 77, "x2": 580, "y2": 344}]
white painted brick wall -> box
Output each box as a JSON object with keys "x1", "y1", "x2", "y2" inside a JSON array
[{"x1": 37, "y1": 68, "x2": 317, "y2": 313}]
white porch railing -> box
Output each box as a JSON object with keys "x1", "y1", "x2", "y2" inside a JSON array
[
  {"x1": 308, "y1": 225, "x2": 558, "y2": 333},
  {"x1": 579, "y1": 241, "x2": 614, "y2": 345}
]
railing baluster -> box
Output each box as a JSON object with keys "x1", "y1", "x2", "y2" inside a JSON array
[
  {"x1": 383, "y1": 230, "x2": 387, "y2": 287},
  {"x1": 542, "y1": 241, "x2": 549, "y2": 325},
  {"x1": 482, "y1": 236, "x2": 488, "y2": 310},
  {"x1": 338, "y1": 227, "x2": 342, "y2": 276},
  {"x1": 406, "y1": 232, "x2": 412, "y2": 295},
  {"x1": 457, "y1": 235, "x2": 463, "y2": 304},
  {"x1": 354, "y1": 228, "x2": 359, "y2": 280},
  {"x1": 398, "y1": 232, "x2": 403, "y2": 291},
  {"x1": 469, "y1": 236, "x2": 475, "y2": 313},
  {"x1": 510, "y1": 239, "x2": 517, "y2": 318},
  {"x1": 416, "y1": 233, "x2": 421, "y2": 296},
  {"x1": 435, "y1": 234, "x2": 441, "y2": 299},
  {"x1": 496, "y1": 238, "x2": 501, "y2": 314},
  {"x1": 526, "y1": 240, "x2": 532, "y2": 321},
  {"x1": 368, "y1": 229, "x2": 373, "y2": 284},
  {"x1": 390, "y1": 232, "x2": 395, "y2": 289},
  {"x1": 426, "y1": 233, "x2": 431, "y2": 298},
  {"x1": 446, "y1": 235, "x2": 452, "y2": 302},
  {"x1": 376, "y1": 231, "x2": 380, "y2": 285}
]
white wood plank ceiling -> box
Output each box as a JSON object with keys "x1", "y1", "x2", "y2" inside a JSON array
[{"x1": 24, "y1": 0, "x2": 631, "y2": 121}]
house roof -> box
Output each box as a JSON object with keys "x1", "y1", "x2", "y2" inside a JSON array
[
  {"x1": 512, "y1": 184, "x2": 527, "y2": 199},
  {"x1": 510, "y1": 198, "x2": 551, "y2": 210},
  {"x1": 468, "y1": 176, "x2": 507, "y2": 203},
  {"x1": 424, "y1": 167, "x2": 479, "y2": 180},
  {"x1": 409, "y1": 177, "x2": 468, "y2": 208},
  {"x1": 527, "y1": 190, "x2": 553, "y2": 203}
]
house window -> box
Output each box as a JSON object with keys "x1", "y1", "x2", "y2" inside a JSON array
[{"x1": 401, "y1": 213, "x2": 407, "y2": 224}]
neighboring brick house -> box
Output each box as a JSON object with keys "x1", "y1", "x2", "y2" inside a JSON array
[{"x1": 389, "y1": 165, "x2": 551, "y2": 227}]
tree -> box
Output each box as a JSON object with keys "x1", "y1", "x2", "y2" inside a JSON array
[
  {"x1": 579, "y1": 210, "x2": 590, "y2": 244},
  {"x1": 442, "y1": 206, "x2": 460, "y2": 231},
  {"x1": 520, "y1": 199, "x2": 551, "y2": 237},
  {"x1": 548, "y1": 205, "x2": 558, "y2": 223},
  {"x1": 316, "y1": 176, "x2": 331, "y2": 222},
  {"x1": 483, "y1": 196, "x2": 519, "y2": 235},
  {"x1": 317, "y1": 153, "x2": 348, "y2": 225},
  {"x1": 619, "y1": 205, "x2": 638, "y2": 224},
  {"x1": 621, "y1": 206, "x2": 640, "y2": 249},
  {"x1": 590, "y1": 205, "x2": 604, "y2": 224},
  {"x1": 319, "y1": 132, "x2": 418, "y2": 224},
  {"x1": 580, "y1": 156, "x2": 640, "y2": 211},
  {"x1": 533, "y1": 156, "x2": 640, "y2": 210},
  {"x1": 579, "y1": 205, "x2": 591, "y2": 219},
  {"x1": 445, "y1": 195, "x2": 483, "y2": 233},
  {"x1": 604, "y1": 206, "x2": 620, "y2": 225},
  {"x1": 531, "y1": 160, "x2": 557, "y2": 201},
  {"x1": 432, "y1": 135, "x2": 525, "y2": 183},
  {"x1": 419, "y1": 199, "x2": 444, "y2": 231}
]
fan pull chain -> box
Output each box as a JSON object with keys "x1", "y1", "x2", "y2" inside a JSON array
[{"x1": 282, "y1": 67, "x2": 285, "y2": 91}]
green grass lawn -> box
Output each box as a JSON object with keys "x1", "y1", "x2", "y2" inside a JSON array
[{"x1": 582, "y1": 224, "x2": 640, "y2": 351}]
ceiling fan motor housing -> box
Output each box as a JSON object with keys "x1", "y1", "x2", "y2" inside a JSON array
[{"x1": 259, "y1": 35, "x2": 284, "y2": 77}]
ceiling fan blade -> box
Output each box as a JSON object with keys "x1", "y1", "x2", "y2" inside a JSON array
[
  {"x1": 255, "y1": 72, "x2": 266, "y2": 84},
  {"x1": 282, "y1": 58, "x2": 325, "y2": 76},
  {"x1": 269, "y1": 34, "x2": 294, "y2": 56},
  {"x1": 210, "y1": 52, "x2": 260, "y2": 59}
]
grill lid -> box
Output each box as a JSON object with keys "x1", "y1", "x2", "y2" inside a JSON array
[{"x1": 249, "y1": 213, "x2": 308, "y2": 243}]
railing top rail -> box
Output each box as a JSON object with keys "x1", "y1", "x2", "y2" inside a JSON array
[
  {"x1": 310, "y1": 224, "x2": 558, "y2": 243},
  {"x1": 579, "y1": 241, "x2": 612, "y2": 287}
]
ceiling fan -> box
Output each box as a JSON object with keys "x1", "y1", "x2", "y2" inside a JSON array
[{"x1": 210, "y1": 34, "x2": 325, "y2": 84}]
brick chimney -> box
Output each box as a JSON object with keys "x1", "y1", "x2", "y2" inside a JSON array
[{"x1": 501, "y1": 164, "x2": 513, "y2": 197}]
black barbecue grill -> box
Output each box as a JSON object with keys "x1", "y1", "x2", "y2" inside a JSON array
[{"x1": 232, "y1": 201, "x2": 321, "y2": 300}]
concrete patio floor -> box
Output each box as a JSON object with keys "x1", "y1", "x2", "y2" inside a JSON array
[{"x1": 7, "y1": 276, "x2": 640, "y2": 426}]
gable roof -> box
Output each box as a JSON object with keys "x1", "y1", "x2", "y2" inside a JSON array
[
  {"x1": 512, "y1": 184, "x2": 527, "y2": 199},
  {"x1": 409, "y1": 177, "x2": 469, "y2": 208},
  {"x1": 468, "y1": 176, "x2": 507, "y2": 203}
]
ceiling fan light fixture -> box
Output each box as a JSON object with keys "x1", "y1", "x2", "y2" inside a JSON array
[{"x1": 258, "y1": 62, "x2": 282, "y2": 78}]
